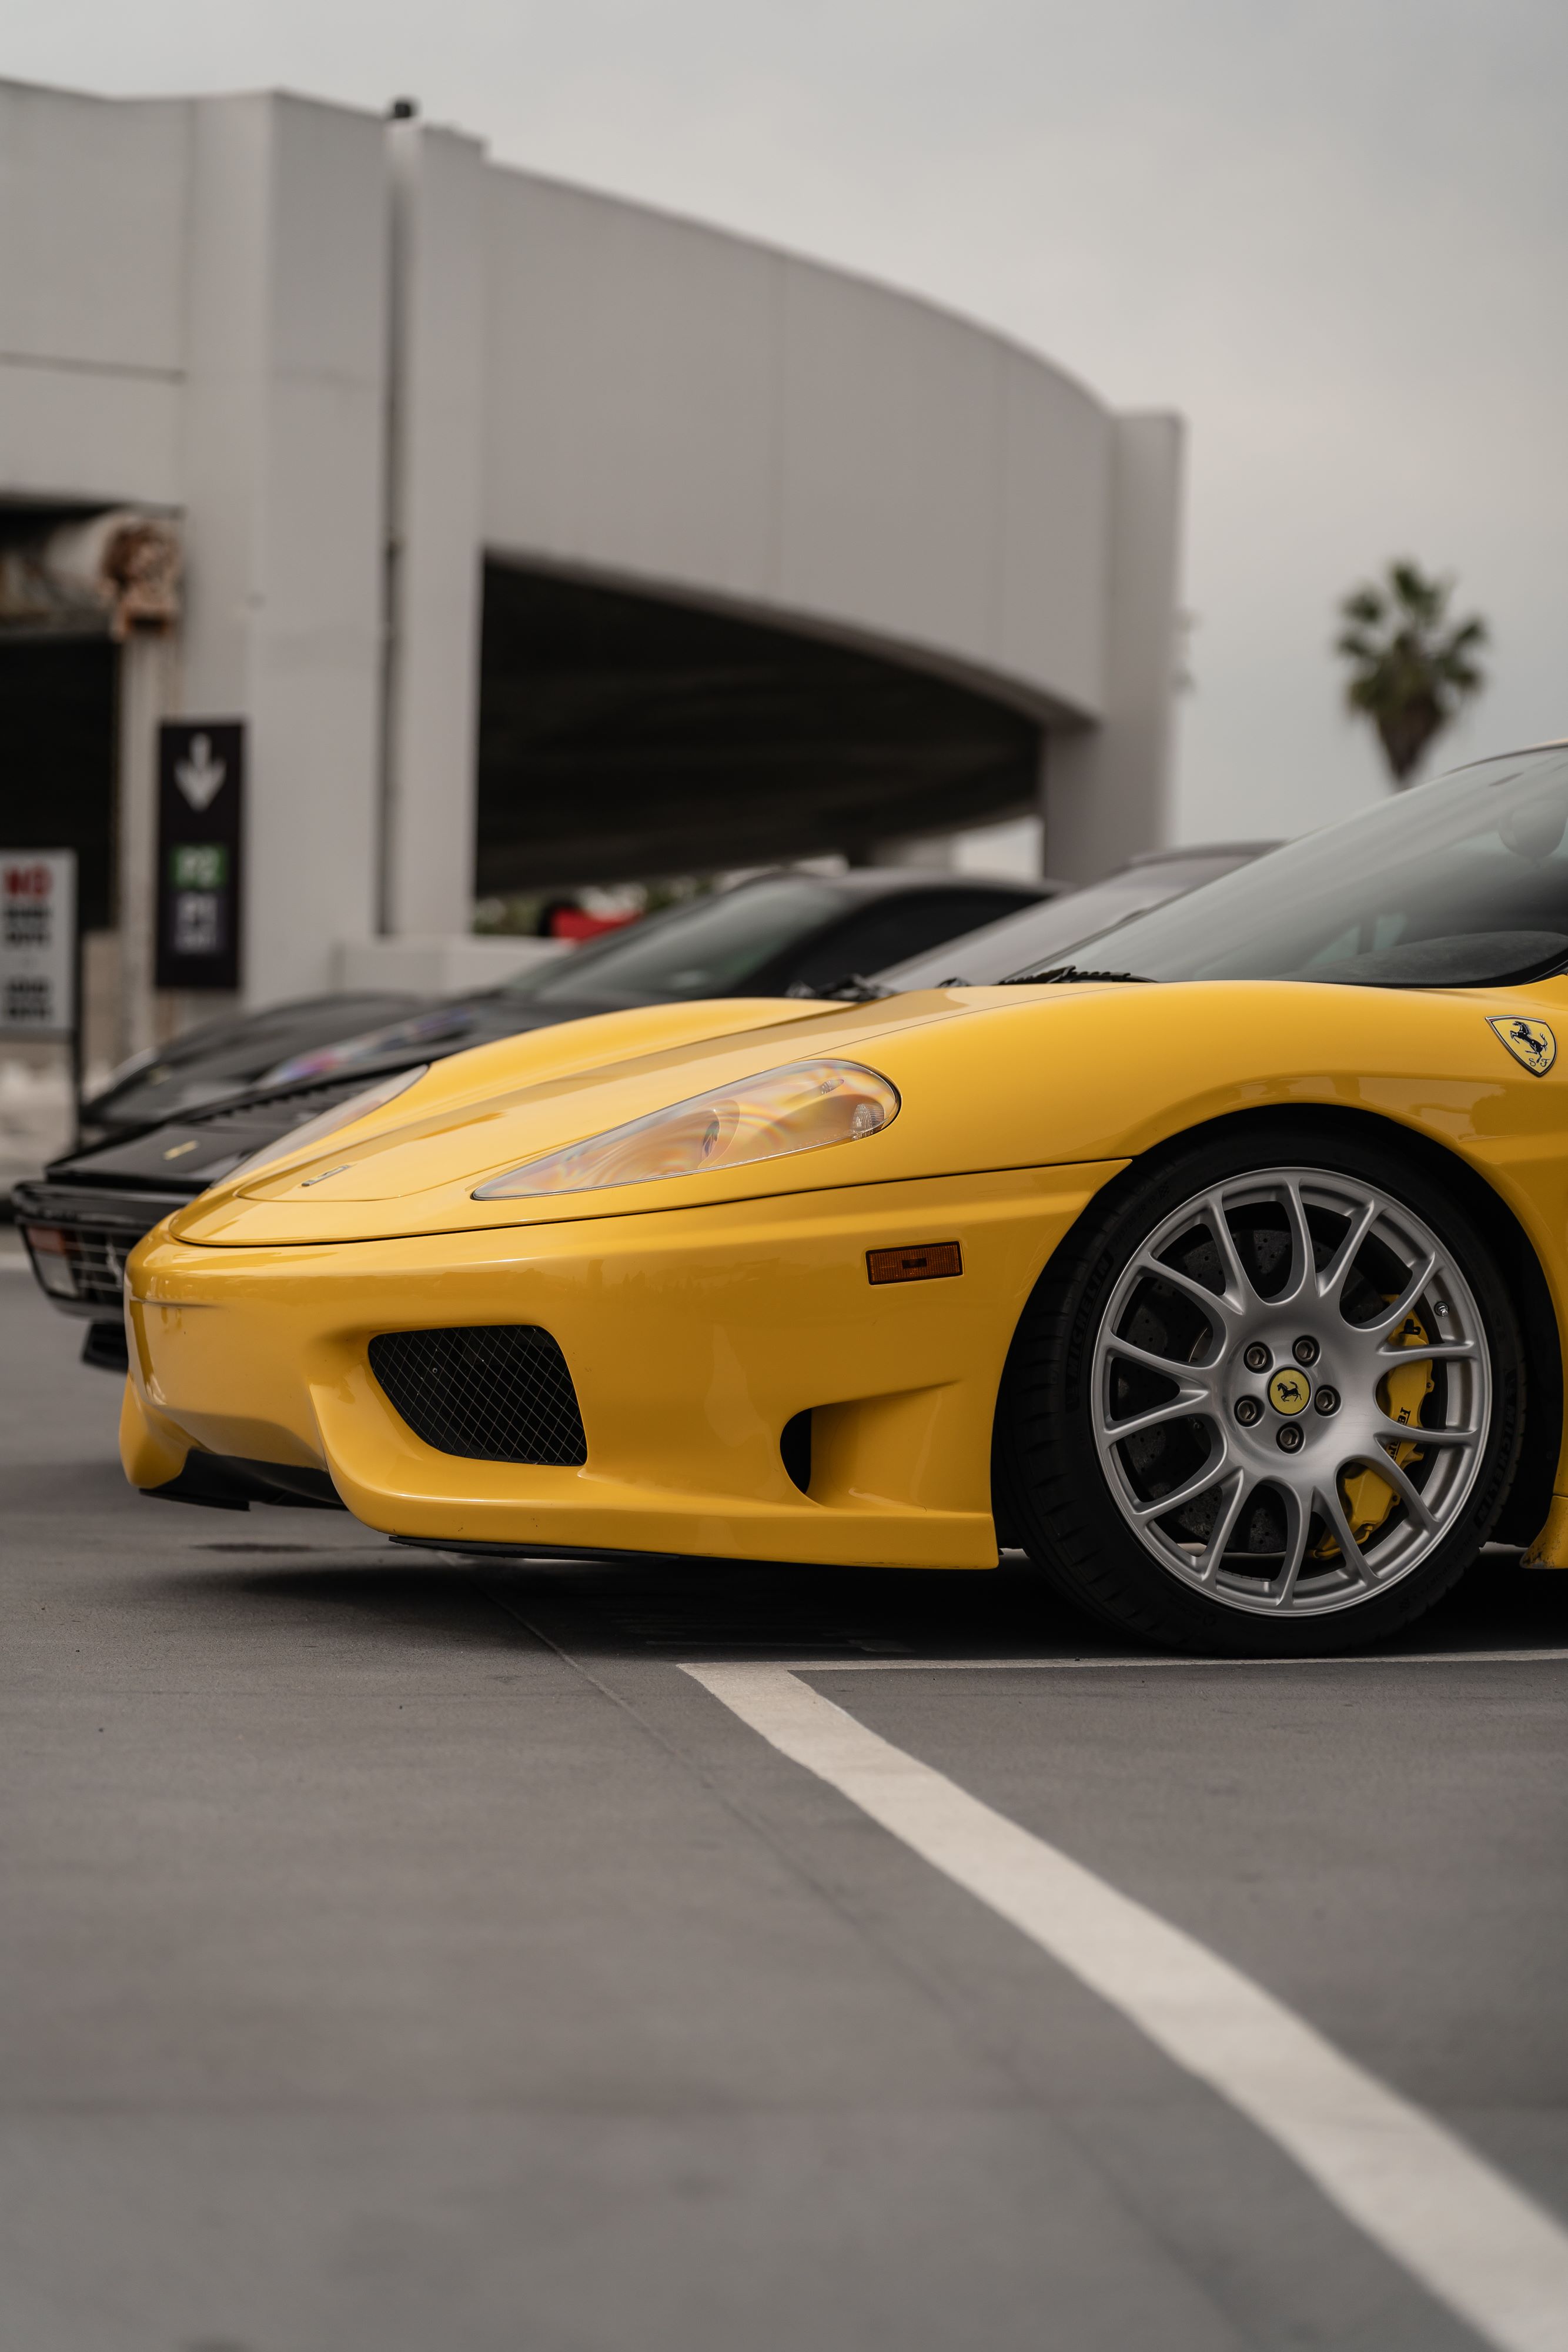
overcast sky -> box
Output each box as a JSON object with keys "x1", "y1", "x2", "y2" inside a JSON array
[{"x1": 5, "y1": 0, "x2": 1564, "y2": 844}]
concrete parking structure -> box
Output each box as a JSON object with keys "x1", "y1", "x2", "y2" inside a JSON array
[{"x1": 0, "y1": 75, "x2": 1183, "y2": 1051}]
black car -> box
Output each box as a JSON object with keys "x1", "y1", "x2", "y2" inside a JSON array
[
  {"x1": 16, "y1": 866, "x2": 1047, "y2": 1367},
  {"x1": 76, "y1": 991, "x2": 426, "y2": 1148}
]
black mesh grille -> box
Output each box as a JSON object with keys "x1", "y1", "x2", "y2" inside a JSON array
[{"x1": 369, "y1": 1327, "x2": 587, "y2": 1465}]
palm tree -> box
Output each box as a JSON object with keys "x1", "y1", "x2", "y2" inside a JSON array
[{"x1": 1335, "y1": 562, "x2": 1488, "y2": 786}]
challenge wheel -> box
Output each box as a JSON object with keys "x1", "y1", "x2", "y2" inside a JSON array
[{"x1": 997, "y1": 1125, "x2": 1524, "y2": 1654}]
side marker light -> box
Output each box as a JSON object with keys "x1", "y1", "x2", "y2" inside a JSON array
[{"x1": 867, "y1": 1241, "x2": 962, "y2": 1285}]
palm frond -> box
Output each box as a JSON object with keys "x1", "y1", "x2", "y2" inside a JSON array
[
  {"x1": 1338, "y1": 587, "x2": 1385, "y2": 627},
  {"x1": 1443, "y1": 616, "x2": 1488, "y2": 654},
  {"x1": 1389, "y1": 561, "x2": 1446, "y2": 624}
]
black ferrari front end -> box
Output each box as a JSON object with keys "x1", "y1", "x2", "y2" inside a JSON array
[
  {"x1": 12, "y1": 1071, "x2": 399, "y2": 1369},
  {"x1": 15, "y1": 1184, "x2": 171, "y2": 1368}
]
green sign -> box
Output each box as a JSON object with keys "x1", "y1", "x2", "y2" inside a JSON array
[{"x1": 170, "y1": 843, "x2": 228, "y2": 890}]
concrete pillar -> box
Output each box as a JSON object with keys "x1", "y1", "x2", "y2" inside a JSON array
[
  {"x1": 179, "y1": 94, "x2": 389, "y2": 1005},
  {"x1": 115, "y1": 629, "x2": 176, "y2": 1060},
  {"x1": 380, "y1": 118, "x2": 487, "y2": 938},
  {"x1": 1042, "y1": 412, "x2": 1185, "y2": 883},
  {"x1": 29, "y1": 507, "x2": 182, "y2": 1058}
]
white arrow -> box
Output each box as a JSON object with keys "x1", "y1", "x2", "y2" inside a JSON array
[{"x1": 175, "y1": 733, "x2": 226, "y2": 813}]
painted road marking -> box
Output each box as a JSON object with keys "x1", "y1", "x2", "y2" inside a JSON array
[
  {"x1": 685, "y1": 1659, "x2": 1568, "y2": 2352},
  {"x1": 767, "y1": 1647, "x2": 1568, "y2": 1672}
]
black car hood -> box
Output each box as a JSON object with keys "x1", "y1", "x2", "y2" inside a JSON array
[
  {"x1": 81, "y1": 990, "x2": 429, "y2": 1139},
  {"x1": 46, "y1": 997, "x2": 605, "y2": 1199},
  {"x1": 256, "y1": 988, "x2": 696, "y2": 1087}
]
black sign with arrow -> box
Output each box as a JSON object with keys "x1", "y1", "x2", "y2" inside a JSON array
[{"x1": 156, "y1": 720, "x2": 245, "y2": 991}]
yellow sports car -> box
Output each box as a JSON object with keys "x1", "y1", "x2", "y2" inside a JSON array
[{"x1": 123, "y1": 743, "x2": 1568, "y2": 1655}]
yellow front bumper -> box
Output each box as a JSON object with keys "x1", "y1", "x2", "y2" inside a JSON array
[{"x1": 123, "y1": 1161, "x2": 1121, "y2": 1569}]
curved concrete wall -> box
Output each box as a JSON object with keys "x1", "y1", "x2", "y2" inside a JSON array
[{"x1": 483, "y1": 171, "x2": 1110, "y2": 720}]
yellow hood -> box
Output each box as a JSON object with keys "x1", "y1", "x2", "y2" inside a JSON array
[
  {"x1": 166, "y1": 988, "x2": 1042, "y2": 1246},
  {"x1": 152, "y1": 971, "x2": 1567, "y2": 1255}
]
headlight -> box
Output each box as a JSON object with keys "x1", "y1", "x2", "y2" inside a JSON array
[
  {"x1": 473, "y1": 1058, "x2": 900, "y2": 1200},
  {"x1": 219, "y1": 1065, "x2": 430, "y2": 1189},
  {"x1": 23, "y1": 1225, "x2": 79, "y2": 1298}
]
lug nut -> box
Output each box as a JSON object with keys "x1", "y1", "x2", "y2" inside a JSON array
[
  {"x1": 1276, "y1": 1422, "x2": 1305, "y2": 1453},
  {"x1": 1235, "y1": 1396, "x2": 1263, "y2": 1426},
  {"x1": 1293, "y1": 1335, "x2": 1320, "y2": 1366},
  {"x1": 1243, "y1": 1342, "x2": 1271, "y2": 1373},
  {"x1": 1314, "y1": 1385, "x2": 1340, "y2": 1416}
]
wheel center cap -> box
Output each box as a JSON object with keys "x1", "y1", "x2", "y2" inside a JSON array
[{"x1": 1268, "y1": 1367, "x2": 1312, "y2": 1416}]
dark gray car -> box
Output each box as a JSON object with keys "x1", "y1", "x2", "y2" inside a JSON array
[{"x1": 872, "y1": 843, "x2": 1280, "y2": 990}]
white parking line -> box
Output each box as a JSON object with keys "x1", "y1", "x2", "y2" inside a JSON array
[
  {"x1": 686, "y1": 1659, "x2": 1568, "y2": 2352},
  {"x1": 773, "y1": 1647, "x2": 1568, "y2": 1672}
]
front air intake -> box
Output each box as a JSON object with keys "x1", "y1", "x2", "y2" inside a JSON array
[{"x1": 368, "y1": 1327, "x2": 588, "y2": 1465}]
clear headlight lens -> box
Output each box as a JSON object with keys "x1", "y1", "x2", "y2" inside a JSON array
[
  {"x1": 473, "y1": 1058, "x2": 900, "y2": 1200},
  {"x1": 221, "y1": 1064, "x2": 430, "y2": 1190}
]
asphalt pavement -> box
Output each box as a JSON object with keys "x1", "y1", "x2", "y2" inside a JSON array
[{"x1": 4, "y1": 1250, "x2": 1567, "y2": 2352}]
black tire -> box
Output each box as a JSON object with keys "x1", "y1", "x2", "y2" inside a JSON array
[{"x1": 994, "y1": 1120, "x2": 1526, "y2": 1655}]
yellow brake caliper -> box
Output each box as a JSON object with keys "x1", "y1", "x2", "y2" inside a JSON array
[{"x1": 1337, "y1": 1309, "x2": 1435, "y2": 1546}]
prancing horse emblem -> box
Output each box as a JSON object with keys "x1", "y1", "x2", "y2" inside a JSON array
[{"x1": 1487, "y1": 1015, "x2": 1557, "y2": 1077}]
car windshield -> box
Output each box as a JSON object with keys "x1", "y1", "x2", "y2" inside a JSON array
[
  {"x1": 499, "y1": 877, "x2": 850, "y2": 1005},
  {"x1": 1004, "y1": 749, "x2": 1568, "y2": 990},
  {"x1": 879, "y1": 852, "x2": 1262, "y2": 988}
]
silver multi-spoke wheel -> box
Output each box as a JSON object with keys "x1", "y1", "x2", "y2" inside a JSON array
[{"x1": 1090, "y1": 1167, "x2": 1492, "y2": 1618}]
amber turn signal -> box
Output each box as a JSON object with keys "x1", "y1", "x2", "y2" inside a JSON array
[{"x1": 866, "y1": 1241, "x2": 962, "y2": 1285}]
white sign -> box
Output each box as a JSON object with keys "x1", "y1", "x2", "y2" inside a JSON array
[
  {"x1": 174, "y1": 732, "x2": 227, "y2": 813},
  {"x1": 0, "y1": 850, "x2": 76, "y2": 1038}
]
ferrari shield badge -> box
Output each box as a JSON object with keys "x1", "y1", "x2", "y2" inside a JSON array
[{"x1": 1487, "y1": 1014, "x2": 1557, "y2": 1076}]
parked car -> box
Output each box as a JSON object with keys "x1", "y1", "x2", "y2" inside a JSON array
[
  {"x1": 16, "y1": 866, "x2": 1046, "y2": 1365},
  {"x1": 117, "y1": 744, "x2": 1568, "y2": 1656},
  {"x1": 75, "y1": 993, "x2": 426, "y2": 1149},
  {"x1": 870, "y1": 842, "x2": 1279, "y2": 990}
]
